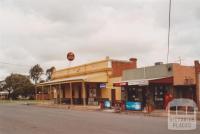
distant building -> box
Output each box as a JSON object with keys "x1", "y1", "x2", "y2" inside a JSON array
[
  {"x1": 0, "y1": 81, "x2": 6, "y2": 90},
  {"x1": 0, "y1": 81, "x2": 8, "y2": 99},
  {"x1": 36, "y1": 57, "x2": 137, "y2": 106}
]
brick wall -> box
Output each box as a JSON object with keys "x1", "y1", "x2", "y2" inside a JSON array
[
  {"x1": 111, "y1": 58, "x2": 137, "y2": 77},
  {"x1": 173, "y1": 64, "x2": 196, "y2": 85}
]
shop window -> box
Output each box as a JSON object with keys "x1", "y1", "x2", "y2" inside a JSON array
[
  {"x1": 127, "y1": 87, "x2": 143, "y2": 102},
  {"x1": 153, "y1": 85, "x2": 171, "y2": 109}
]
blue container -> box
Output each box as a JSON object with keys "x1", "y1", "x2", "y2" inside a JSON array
[
  {"x1": 126, "y1": 101, "x2": 142, "y2": 111},
  {"x1": 104, "y1": 101, "x2": 111, "y2": 108}
]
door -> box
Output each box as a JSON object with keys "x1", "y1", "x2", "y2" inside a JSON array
[{"x1": 111, "y1": 89, "x2": 116, "y2": 102}]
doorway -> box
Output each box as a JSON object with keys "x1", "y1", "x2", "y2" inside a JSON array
[{"x1": 111, "y1": 89, "x2": 116, "y2": 103}]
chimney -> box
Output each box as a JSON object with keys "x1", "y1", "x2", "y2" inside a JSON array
[
  {"x1": 194, "y1": 60, "x2": 200, "y2": 73},
  {"x1": 129, "y1": 58, "x2": 137, "y2": 68},
  {"x1": 194, "y1": 60, "x2": 199, "y2": 66}
]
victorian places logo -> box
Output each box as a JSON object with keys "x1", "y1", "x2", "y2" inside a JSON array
[{"x1": 167, "y1": 98, "x2": 198, "y2": 130}]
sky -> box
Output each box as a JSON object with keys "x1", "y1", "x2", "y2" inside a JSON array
[{"x1": 0, "y1": 0, "x2": 200, "y2": 80}]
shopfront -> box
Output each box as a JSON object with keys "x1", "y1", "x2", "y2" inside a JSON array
[
  {"x1": 36, "y1": 57, "x2": 137, "y2": 106},
  {"x1": 115, "y1": 78, "x2": 173, "y2": 110},
  {"x1": 115, "y1": 63, "x2": 196, "y2": 111},
  {"x1": 86, "y1": 82, "x2": 106, "y2": 105},
  {"x1": 151, "y1": 84, "x2": 172, "y2": 109},
  {"x1": 36, "y1": 77, "x2": 108, "y2": 106},
  {"x1": 124, "y1": 86, "x2": 145, "y2": 110}
]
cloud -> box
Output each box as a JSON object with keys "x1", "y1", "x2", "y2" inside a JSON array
[{"x1": 0, "y1": 0, "x2": 200, "y2": 80}]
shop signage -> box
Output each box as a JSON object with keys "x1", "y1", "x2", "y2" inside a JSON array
[
  {"x1": 113, "y1": 82, "x2": 128, "y2": 87},
  {"x1": 100, "y1": 83, "x2": 106, "y2": 89},
  {"x1": 67, "y1": 52, "x2": 75, "y2": 61},
  {"x1": 125, "y1": 101, "x2": 142, "y2": 111},
  {"x1": 128, "y1": 80, "x2": 149, "y2": 86}
]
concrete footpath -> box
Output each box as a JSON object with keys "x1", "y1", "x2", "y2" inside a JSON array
[
  {"x1": 35, "y1": 103, "x2": 100, "y2": 111},
  {"x1": 34, "y1": 103, "x2": 200, "y2": 120},
  {"x1": 147, "y1": 110, "x2": 200, "y2": 120}
]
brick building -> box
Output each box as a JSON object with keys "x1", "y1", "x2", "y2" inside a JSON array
[
  {"x1": 194, "y1": 60, "x2": 200, "y2": 110},
  {"x1": 114, "y1": 62, "x2": 196, "y2": 110}
]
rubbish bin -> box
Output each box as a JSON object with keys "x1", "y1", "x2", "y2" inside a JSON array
[
  {"x1": 104, "y1": 100, "x2": 111, "y2": 109},
  {"x1": 99, "y1": 101, "x2": 104, "y2": 109}
]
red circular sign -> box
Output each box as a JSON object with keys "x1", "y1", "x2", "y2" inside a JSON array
[{"x1": 67, "y1": 52, "x2": 75, "y2": 61}]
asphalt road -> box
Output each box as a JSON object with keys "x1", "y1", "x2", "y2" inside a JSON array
[{"x1": 0, "y1": 104, "x2": 200, "y2": 134}]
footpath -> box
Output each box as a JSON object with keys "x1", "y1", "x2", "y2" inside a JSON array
[{"x1": 34, "y1": 103, "x2": 200, "y2": 120}]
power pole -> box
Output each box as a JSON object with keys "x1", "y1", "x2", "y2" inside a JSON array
[{"x1": 167, "y1": 0, "x2": 172, "y2": 63}]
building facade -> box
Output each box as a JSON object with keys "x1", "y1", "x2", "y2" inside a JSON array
[
  {"x1": 194, "y1": 60, "x2": 200, "y2": 110},
  {"x1": 36, "y1": 57, "x2": 137, "y2": 106},
  {"x1": 114, "y1": 63, "x2": 196, "y2": 110}
]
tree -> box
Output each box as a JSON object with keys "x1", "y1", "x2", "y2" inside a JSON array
[
  {"x1": 46, "y1": 66, "x2": 55, "y2": 81},
  {"x1": 29, "y1": 64, "x2": 44, "y2": 84},
  {"x1": 5, "y1": 74, "x2": 35, "y2": 99}
]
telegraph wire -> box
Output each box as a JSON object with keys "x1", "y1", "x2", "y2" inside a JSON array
[
  {"x1": 0, "y1": 61, "x2": 33, "y2": 68},
  {"x1": 0, "y1": 60, "x2": 50, "y2": 69}
]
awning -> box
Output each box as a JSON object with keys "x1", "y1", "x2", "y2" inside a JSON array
[
  {"x1": 113, "y1": 77, "x2": 173, "y2": 87},
  {"x1": 37, "y1": 76, "x2": 87, "y2": 87},
  {"x1": 113, "y1": 79, "x2": 148, "y2": 87},
  {"x1": 127, "y1": 79, "x2": 149, "y2": 86}
]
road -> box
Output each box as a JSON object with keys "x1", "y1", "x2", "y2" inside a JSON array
[{"x1": 0, "y1": 104, "x2": 199, "y2": 134}]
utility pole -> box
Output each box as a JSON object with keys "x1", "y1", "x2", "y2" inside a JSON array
[{"x1": 167, "y1": 0, "x2": 172, "y2": 63}]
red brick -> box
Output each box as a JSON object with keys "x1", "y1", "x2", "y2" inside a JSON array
[{"x1": 111, "y1": 58, "x2": 137, "y2": 77}]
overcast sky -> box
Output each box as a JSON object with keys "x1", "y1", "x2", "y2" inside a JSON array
[{"x1": 0, "y1": 0, "x2": 200, "y2": 80}]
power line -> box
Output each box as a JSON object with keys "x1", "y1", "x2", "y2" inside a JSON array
[
  {"x1": 167, "y1": 0, "x2": 172, "y2": 63},
  {"x1": 0, "y1": 60, "x2": 50, "y2": 69},
  {"x1": 0, "y1": 61, "x2": 32, "y2": 68}
]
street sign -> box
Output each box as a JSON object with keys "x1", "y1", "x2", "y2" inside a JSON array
[
  {"x1": 126, "y1": 101, "x2": 142, "y2": 111},
  {"x1": 100, "y1": 83, "x2": 106, "y2": 89}
]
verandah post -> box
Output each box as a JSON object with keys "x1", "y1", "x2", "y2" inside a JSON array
[{"x1": 82, "y1": 81, "x2": 86, "y2": 106}]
